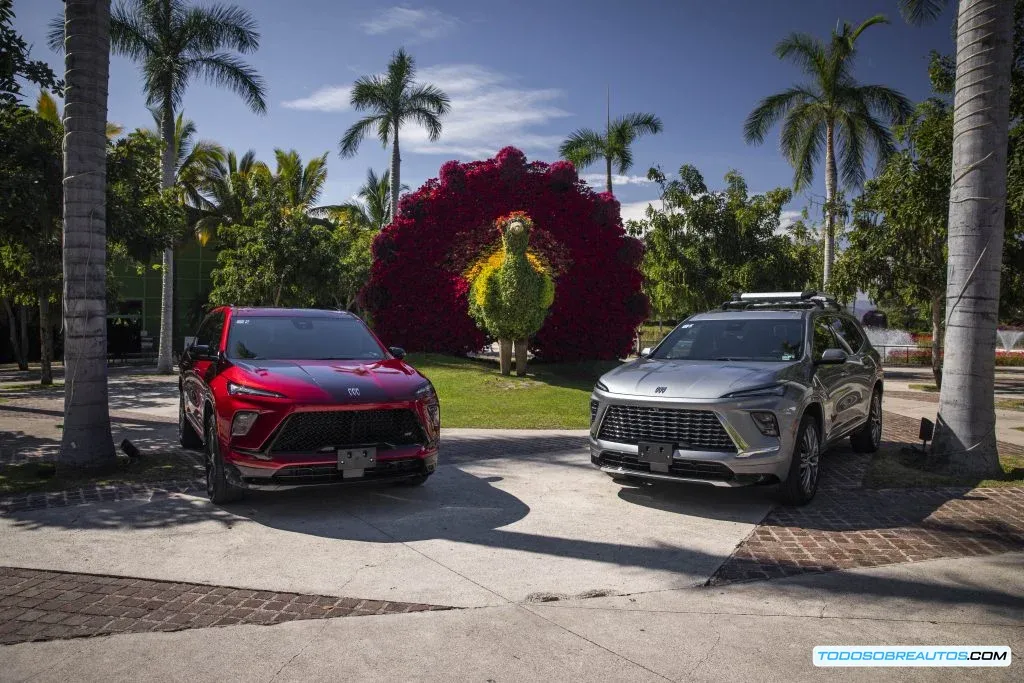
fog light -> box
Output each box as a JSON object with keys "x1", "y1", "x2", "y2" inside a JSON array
[
  {"x1": 750, "y1": 411, "x2": 779, "y2": 436},
  {"x1": 231, "y1": 411, "x2": 259, "y2": 436}
]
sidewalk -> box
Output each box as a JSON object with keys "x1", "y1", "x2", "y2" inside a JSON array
[{"x1": 2, "y1": 552, "x2": 1020, "y2": 682}]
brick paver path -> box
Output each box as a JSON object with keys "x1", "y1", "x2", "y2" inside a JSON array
[
  {"x1": 0, "y1": 567, "x2": 450, "y2": 645},
  {"x1": 711, "y1": 412, "x2": 1024, "y2": 584}
]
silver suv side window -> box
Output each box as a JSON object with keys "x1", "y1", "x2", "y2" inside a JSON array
[
  {"x1": 826, "y1": 317, "x2": 854, "y2": 354},
  {"x1": 835, "y1": 317, "x2": 865, "y2": 354},
  {"x1": 812, "y1": 318, "x2": 839, "y2": 359}
]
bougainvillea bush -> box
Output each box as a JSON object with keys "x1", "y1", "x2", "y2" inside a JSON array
[{"x1": 362, "y1": 147, "x2": 648, "y2": 361}]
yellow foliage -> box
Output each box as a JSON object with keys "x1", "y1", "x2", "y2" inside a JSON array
[{"x1": 466, "y1": 249, "x2": 553, "y2": 309}]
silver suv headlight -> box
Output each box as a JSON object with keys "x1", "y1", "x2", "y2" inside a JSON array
[{"x1": 721, "y1": 384, "x2": 786, "y2": 399}]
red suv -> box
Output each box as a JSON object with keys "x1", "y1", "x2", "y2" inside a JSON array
[{"x1": 178, "y1": 307, "x2": 440, "y2": 503}]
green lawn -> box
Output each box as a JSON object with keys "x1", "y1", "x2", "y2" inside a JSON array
[
  {"x1": 408, "y1": 353, "x2": 621, "y2": 429},
  {"x1": 865, "y1": 450, "x2": 1024, "y2": 489}
]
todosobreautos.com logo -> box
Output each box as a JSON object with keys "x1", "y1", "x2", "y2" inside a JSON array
[{"x1": 813, "y1": 646, "x2": 1011, "y2": 667}]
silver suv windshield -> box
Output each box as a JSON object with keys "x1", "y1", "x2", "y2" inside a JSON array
[{"x1": 652, "y1": 318, "x2": 805, "y2": 362}]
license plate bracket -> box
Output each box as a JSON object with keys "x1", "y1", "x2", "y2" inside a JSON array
[
  {"x1": 637, "y1": 442, "x2": 674, "y2": 473},
  {"x1": 337, "y1": 447, "x2": 376, "y2": 478}
]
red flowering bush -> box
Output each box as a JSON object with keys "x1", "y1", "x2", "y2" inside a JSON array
[{"x1": 364, "y1": 147, "x2": 648, "y2": 360}]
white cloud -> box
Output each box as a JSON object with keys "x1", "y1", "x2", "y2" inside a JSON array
[
  {"x1": 361, "y1": 6, "x2": 459, "y2": 40},
  {"x1": 281, "y1": 85, "x2": 353, "y2": 112},
  {"x1": 777, "y1": 209, "x2": 803, "y2": 234},
  {"x1": 400, "y1": 65, "x2": 570, "y2": 156},
  {"x1": 618, "y1": 200, "x2": 659, "y2": 224},
  {"x1": 580, "y1": 173, "x2": 654, "y2": 188},
  {"x1": 283, "y1": 64, "x2": 570, "y2": 157}
]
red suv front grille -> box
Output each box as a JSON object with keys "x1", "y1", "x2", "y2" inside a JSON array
[{"x1": 269, "y1": 409, "x2": 426, "y2": 454}]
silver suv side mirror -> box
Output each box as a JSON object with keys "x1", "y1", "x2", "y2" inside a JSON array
[{"x1": 816, "y1": 348, "x2": 848, "y2": 365}]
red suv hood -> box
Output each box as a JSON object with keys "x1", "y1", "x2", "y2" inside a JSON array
[{"x1": 229, "y1": 358, "x2": 427, "y2": 403}]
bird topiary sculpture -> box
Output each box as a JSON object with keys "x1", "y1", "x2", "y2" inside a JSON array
[{"x1": 467, "y1": 211, "x2": 555, "y2": 375}]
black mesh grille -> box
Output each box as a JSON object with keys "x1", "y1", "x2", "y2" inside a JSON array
[
  {"x1": 270, "y1": 409, "x2": 425, "y2": 453},
  {"x1": 597, "y1": 405, "x2": 735, "y2": 451},
  {"x1": 265, "y1": 458, "x2": 424, "y2": 485},
  {"x1": 599, "y1": 451, "x2": 734, "y2": 481}
]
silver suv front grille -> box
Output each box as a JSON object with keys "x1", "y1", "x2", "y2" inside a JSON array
[{"x1": 597, "y1": 405, "x2": 736, "y2": 452}]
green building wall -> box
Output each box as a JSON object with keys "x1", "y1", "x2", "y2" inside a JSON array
[{"x1": 111, "y1": 241, "x2": 218, "y2": 356}]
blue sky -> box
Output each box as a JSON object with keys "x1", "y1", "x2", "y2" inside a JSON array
[{"x1": 14, "y1": 0, "x2": 956, "y2": 224}]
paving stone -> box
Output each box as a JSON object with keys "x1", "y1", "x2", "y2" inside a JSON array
[{"x1": 0, "y1": 566, "x2": 452, "y2": 645}]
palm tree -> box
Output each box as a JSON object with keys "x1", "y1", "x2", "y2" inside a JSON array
[
  {"x1": 142, "y1": 111, "x2": 225, "y2": 242},
  {"x1": 899, "y1": 0, "x2": 1014, "y2": 476},
  {"x1": 58, "y1": 0, "x2": 117, "y2": 469},
  {"x1": 52, "y1": 0, "x2": 267, "y2": 373},
  {"x1": 193, "y1": 149, "x2": 266, "y2": 238},
  {"x1": 559, "y1": 112, "x2": 663, "y2": 195},
  {"x1": 339, "y1": 48, "x2": 450, "y2": 222},
  {"x1": 270, "y1": 149, "x2": 332, "y2": 214},
  {"x1": 340, "y1": 168, "x2": 407, "y2": 230},
  {"x1": 743, "y1": 15, "x2": 913, "y2": 288}
]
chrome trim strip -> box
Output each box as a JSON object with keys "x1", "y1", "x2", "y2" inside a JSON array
[{"x1": 599, "y1": 466, "x2": 742, "y2": 487}]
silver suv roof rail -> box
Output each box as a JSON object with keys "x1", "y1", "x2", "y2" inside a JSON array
[{"x1": 720, "y1": 290, "x2": 843, "y2": 312}]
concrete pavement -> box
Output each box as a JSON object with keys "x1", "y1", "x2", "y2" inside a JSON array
[{"x1": 2, "y1": 552, "x2": 1020, "y2": 682}]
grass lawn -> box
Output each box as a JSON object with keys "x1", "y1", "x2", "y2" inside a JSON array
[
  {"x1": 408, "y1": 353, "x2": 621, "y2": 429},
  {"x1": 0, "y1": 453, "x2": 200, "y2": 496},
  {"x1": 865, "y1": 449, "x2": 1024, "y2": 489}
]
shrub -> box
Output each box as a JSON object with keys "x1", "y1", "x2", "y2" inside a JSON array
[{"x1": 363, "y1": 147, "x2": 648, "y2": 360}]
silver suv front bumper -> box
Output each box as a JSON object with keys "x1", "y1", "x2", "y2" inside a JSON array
[{"x1": 589, "y1": 388, "x2": 802, "y2": 486}]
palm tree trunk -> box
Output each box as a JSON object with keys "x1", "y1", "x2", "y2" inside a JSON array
[
  {"x1": 155, "y1": 98, "x2": 176, "y2": 373},
  {"x1": 605, "y1": 155, "x2": 613, "y2": 195},
  {"x1": 39, "y1": 293, "x2": 53, "y2": 386},
  {"x1": 932, "y1": 0, "x2": 1013, "y2": 476},
  {"x1": 3, "y1": 299, "x2": 27, "y2": 371},
  {"x1": 59, "y1": 0, "x2": 116, "y2": 470},
  {"x1": 822, "y1": 122, "x2": 837, "y2": 290},
  {"x1": 389, "y1": 131, "x2": 401, "y2": 222},
  {"x1": 930, "y1": 290, "x2": 943, "y2": 390}
]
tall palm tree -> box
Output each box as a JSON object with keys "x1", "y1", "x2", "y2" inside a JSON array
[
  {"x1": 559, "y1": 112, "x2": 663, "y2": 195},
  {"x1": 52, "y1": 0, "x2": 267, "y2": 373},
  {"x1": 899, "y1": 0, "x2": 1014, "y2": 476},
  {"x1": 340, "y1": 168, "x2": 407, "y2": 230},
  {"x1": 58, "y1": 0, "x2": 116, "y2": 469},
  {"x1": 271, "y1": 149, "x2": 331, "y2": 214},
  {"x1": 743, "y1": 15, "x2": 913, "y2": 288},
  {"x1": 339, "y1": 48, "x2": 450, "y2": 221}
]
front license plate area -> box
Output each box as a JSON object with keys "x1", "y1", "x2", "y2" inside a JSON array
[
  {"x1": 338, "y1": 447, "x2": 376, "y2": 478},
  {"x1": 638, "y1": 442, "x2": 674, "y2": 473}
]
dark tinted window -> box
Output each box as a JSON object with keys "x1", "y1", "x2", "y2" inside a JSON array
[
  {"x1": 225, "y1": 316, "x2": 385, "y2": 361},
  {"x1": 827, "y1": 318, "x2": 853, "y2": 354},
  {"x1": 193, "y1": 313, "x2": 215, "y2": 347},
  {"x1": 837, "y1": 317, "x2": 865, "y2": 353},
  {"x1": 813, "y1": 318, "x2": 838, "y2": 358},
  {"x1": 653, "y1": 317, "x2": 805, "y2": 362}
]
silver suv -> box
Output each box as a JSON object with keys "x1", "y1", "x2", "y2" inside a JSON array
[{"x1": 590, "y1": 291, "x2": 883, "y2": 505}]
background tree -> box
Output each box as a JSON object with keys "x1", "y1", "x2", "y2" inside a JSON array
[
  {"x1": 52, "y1": 0, "x2": 268, "y2": 373},
  {"x1": 339, "y1": 168, "x2": 406, "y2": 231},
  {"x1": 900, "y1": 0, "x2": 1016, "y2": 475},
  {"x1": 0, "y1": 106, "x2": 61, "y2": 384},
  {"x1": 0, "y1": 0, "x2": 62, "y2": 107},
  {"x1": 559, "y1": 111, "x2": 663, "y2": 194},
  {"x1": 630, "y1": 164, "x2": 820, "y2": 318},
  {"x1": 58, "y1": 0, "x2": 116, "y2": 470},
  {"x1": 832, "y1": 99, "x2": 952, "y2": 387},
  {"x1": 744, "y1": 15, "x2": 912, "y2": 288},
  {"x1": 339, "y1": 48, "x2": 450, "y2": 221}
]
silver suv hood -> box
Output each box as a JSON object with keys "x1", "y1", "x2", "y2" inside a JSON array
[{"x1": 599, "y1": 358, "x2": 805, "y2": 399}]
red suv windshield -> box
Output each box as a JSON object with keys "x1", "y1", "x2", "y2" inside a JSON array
[{"x1": 225, "y1": 315, "x2": 386, "y2": 361}]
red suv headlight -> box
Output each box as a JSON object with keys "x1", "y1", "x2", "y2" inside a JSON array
[{"x1": 227, "y1": 381, "x2": 285, "y2": 399}]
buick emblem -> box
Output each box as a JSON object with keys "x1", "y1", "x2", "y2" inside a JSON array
[
  {"x1": 654, "y1": 386, "x2": 668, "y2": 394},
  {"x1": 347, "y1": 388, "x2": 361, "y2": 397}
]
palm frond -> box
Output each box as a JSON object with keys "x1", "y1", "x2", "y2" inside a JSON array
[
  {"x1": 559, "y1": 128, "x2": 606, "y2": 170},
  {"x1": 743, "y1": 86, "x2": 815, "y2": 144},
  {"x1": 852, "y1": 83, "x2": 914, "y2": 127},
  {"x1": 784, "y1": 113, "x2": 826, "y2": 192},
  {"x1": 185, "y1": 53, "x2": 267, "y2": 113},
  {"x1": 774, "y1": 33, "x2": 829, "y2": 81},
  {"x1": 46, "y1": 15, "x2": 65, "y2": 52},
  {"x1": 108, "y1": 1, "x2": 157, "y2": 61},
  {"x1": 898, "y1": 0, "x2": 947, "y2": 26},
  {"x1": 612, "y1": 112, "x2": 663, "y2": 138},
  {"x1": 835, "y1": 110, "x2": 868, "y2": 189},
  {"x1": 849, "y1": 14, "x2": 890, "y2": 42},
  {"x1": 340, "y1": 115, "x2": 387, "y2": 158},
  {"x1": 180, "y1": 3, "x2": 260, "y2": 54}
]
